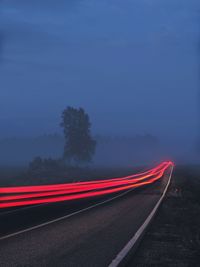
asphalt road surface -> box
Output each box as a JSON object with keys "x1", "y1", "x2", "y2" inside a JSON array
[{"x1": 0, "y1": 172, "x2": 170, "y2": 267}]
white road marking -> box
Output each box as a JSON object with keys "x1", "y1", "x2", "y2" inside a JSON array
[
  {"x1": 0, "y1": 187, "x2": 136, "y2": 241},
  {"x1": 108, "y1": 166, "x2": 174, "y2": 267}
]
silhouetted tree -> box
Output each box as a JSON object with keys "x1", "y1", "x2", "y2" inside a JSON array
[{"x1": 60, "y1": 107, "x2": 96, "y2": 164}]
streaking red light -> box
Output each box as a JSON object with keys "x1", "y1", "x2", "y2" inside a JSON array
[
  {"x1": 0, "y1": 162, "x2": 168, "y2": 194},
  {"x1": 0, "y1": 161, "x2": 173, "y2": 208}
]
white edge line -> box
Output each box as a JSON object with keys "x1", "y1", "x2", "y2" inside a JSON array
[
  {"x1": 0, "y1": 186, "x2": 137, "y2": 241},
  {"x1": 108, "y1": 166, "x2": 174, "y2": 267}
]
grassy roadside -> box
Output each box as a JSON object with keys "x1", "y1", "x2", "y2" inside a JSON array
[
  {"x1": 0, "y1": 166, "x2": 144, "y2": 186},
  {"x1": 128, "y1": 166, "x2": 200, "y2": 267}
]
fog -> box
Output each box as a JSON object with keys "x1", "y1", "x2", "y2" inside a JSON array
[{"x1": 0, "y1": 0, "x2": 199, "y2": 166}]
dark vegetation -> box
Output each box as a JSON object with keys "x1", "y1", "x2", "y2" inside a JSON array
[
  {"x1": 129, "y1": 166, "x2": 200, "y2": 267},
  {"x1": 0, "y1": 134, "x2": 160, "y2": 166},
  {"x1": 61, "y1": 107, "x2": 96, "y2": 164},
  {"x1": 29, "y1": 157, "x2": 64, "y2": 173},
  {"x1": 28, "y1": 106, "x2": 96, "y2": 173},
  {"x1": 0, "y1": 106, "x2": 160, "y2": 186},
  {"x1": 0, "y1": 136, "x2": 159, "y2": 187},
  {"x1": 0, "y1": 165, "x2": 144, "y2": 187}
]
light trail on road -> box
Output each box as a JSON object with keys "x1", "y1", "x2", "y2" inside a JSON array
[
  {"x1": 0, "y1": 164, "x2": 168, "y2": 201},
  {"x1": 0, "y1": 162, "x2": 167, "y2": 194},
  {"x1": 0, "y1": 161, "x2": 173, "y2": 208}
]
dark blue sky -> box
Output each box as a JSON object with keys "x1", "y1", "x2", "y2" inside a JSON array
[{"x1": 0, "y1": 0, "x2": 199, "y2": 141}]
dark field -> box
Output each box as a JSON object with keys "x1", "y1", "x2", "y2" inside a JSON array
[
  {"x1": 0, "y1": 165, "x2": 145, "y2": 187},
  {"x1": 129, "y1": 166, "x2": 200, "y2": 267}
]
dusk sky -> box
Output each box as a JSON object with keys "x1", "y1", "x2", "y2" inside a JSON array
[{"x1": 0, "y1": 0, "x2": 199, "y2": 141}]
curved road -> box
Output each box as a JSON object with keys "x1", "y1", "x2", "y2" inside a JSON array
[{"x1": 0, "y1": 171, "x2": 171, "y2": 267}]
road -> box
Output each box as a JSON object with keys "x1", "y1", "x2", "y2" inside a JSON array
[{"x1": 0, "y1": 171, "x2": 171, "y2": 267}]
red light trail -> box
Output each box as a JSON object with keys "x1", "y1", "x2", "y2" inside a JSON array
[
  {"x1": 0, "y1": 161, "x2": 167, "y2": 194},
  {"x1": 0, "y1": 161, "x2": 173, "y2": 208}
]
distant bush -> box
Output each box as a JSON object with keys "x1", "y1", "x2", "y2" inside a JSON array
[{"x1": 29, "y1": 157, "x2": 64, "y2": 173}]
